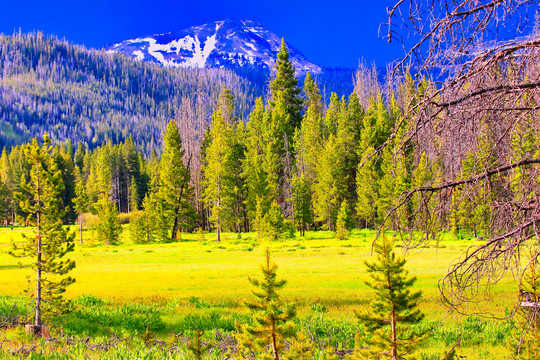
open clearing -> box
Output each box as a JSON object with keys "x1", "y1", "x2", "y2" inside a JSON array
[{"x1": 0, "y1": 226, "x2": 520, "y2": 358}]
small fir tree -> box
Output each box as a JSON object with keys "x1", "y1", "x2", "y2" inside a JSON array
[
  {"x1": 10, "y1": 133, "x2": 76, "y2": 330},
  {"x1": 243, "y1": 248, "x2": 296, "y2": 360},
  {"x1": 262, "y1": 200, "x2": 292, "y2": 241},
  {"x1": 335, "y1": 200, "x2": 350, "y2": 240},
  {"x1": 356, "y1": 233, "x2": 428, "y2": 359},
  {"x1": 129, "y1": 210, "x2": 146, "y2": 244},
  {"x1": 324, "y1": 344, "x2": 340, "y2": 360},
  {"x1": 94, "y1": 196, "x2": 122, "y2": 245},
  {"x1": 187, "y1": 329, "x2": 211, "y2": 360},
  {"x1": 284, "y1": 327, "x2": 314, "y2": 360},
  {"x1": 346, "y1": 331, "x2": 366, "y2": 359}
]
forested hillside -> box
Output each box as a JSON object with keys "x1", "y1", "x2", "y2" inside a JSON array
[{"x1": 0, "y1": 32, "x2": 262, "y2": 154}]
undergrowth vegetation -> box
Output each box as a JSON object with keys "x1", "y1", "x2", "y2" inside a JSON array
[{"x1": 0, "y1": 228, "x2": 525, "y2": 358}]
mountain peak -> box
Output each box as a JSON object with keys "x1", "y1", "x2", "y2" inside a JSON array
[{"x1": 106, "y1": 19, "x2": 322, "y2": 75}]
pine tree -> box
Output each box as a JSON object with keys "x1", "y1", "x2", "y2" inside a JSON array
[
  {"x1": 335, "y1": 95, "x2": 360, "y2": 212},
  {"x1": 356, "y1": 233, "x2": 428, "y2": 359},
  {"x1": 291, "y1": 173, "x2": 312, "y2": 236},
  {"x1": 262, "y1": 200, "x2": 293, "y2": 241},
  {"x1": 93, "y1": 150, "x2": 122, "y2": 245},
  {"x1": 128, "y1": 176, "x2": 139, "y2": 212},
  {"x1": 203, "y1": 88, "x2": 237, "y2": 241},
  {"x1": 335, "y1": 200, "x2": 350, "y2": 240},
  {"x1": 10, "y1": 133, "x2": 76, "y2": 331},
  {"x1": 72, "y1": 168, "x2": 89, "y2": 244},
  {"x1": 129, "y1": 209, "x2": 146, "y2": 244},
  {"x1": 356, "y1": 95, "x2": 391, "y2": 228},
  {"x1": 187, "y1": 329, "x2": 212, "y2": 360},
  {"x1": 94, "y1": 195, "x2": 122, "y2": 245},
  {"x1": 74, "y1": 142, "x2": 86, "y2": 171},
  {"x1": 411, "y1": 152, "x2": 441, "y2": 241},
  {"x1": 284, "y1": 327, "x2": 314, "y2": 360},
  {"x1": 324, "y1": 344, "x2": 340, "y2": 360},
  {"x1": 313, "y1": 135, "x2": 339, "y2": 230},
  {"x1": 244, "y1": 98, "x2": 271, "y2": 227},
  {"x1": 346, "y1": 331, "x2": 366, "y2": 359},
  {"x1": 302, "y1": 72, "x2": 323, "y2": 116},
  {"x1": 324, "y1": 93, "x2": 341, "y2": 137},
  {"x1": 297, "y1": 97, "x2": 324, "y2": 183},
  {"x1": 269, "y1": 39, "x2": 303, "y2": 130},
  {"x1": 243, "y1": 248, "x2": 296, "y2": 360},
  {"x1": 159, "y1": 120, "x2": 196, "y2": 239}
]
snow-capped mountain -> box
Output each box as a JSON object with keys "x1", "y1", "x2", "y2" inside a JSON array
[{"x1": 106, "y1": 19, "x2": 322, "y2": 75}]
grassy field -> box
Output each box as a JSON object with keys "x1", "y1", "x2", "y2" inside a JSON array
[{"x1": 0, "y1": 226, "x2": 523, "y2": 359}]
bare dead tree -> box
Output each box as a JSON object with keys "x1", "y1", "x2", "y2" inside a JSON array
[
  {"x1": 381, "y1": 0, "x2": 540, "y2": 315},
  {"x1": 354, "y1": 60, "x2": 381, "y2": 110}
]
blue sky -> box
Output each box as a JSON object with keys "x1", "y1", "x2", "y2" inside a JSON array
[{"x1": 0, "y1": 0, "x2": 405, "y2": 68}]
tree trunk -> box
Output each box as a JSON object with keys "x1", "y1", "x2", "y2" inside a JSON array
[
  {"x1": 79, "y1": 212, "x2": 83, "y2": 244},
  {"x1": 171, "y1": 205, "x2": 180, "y2": 239},
  {"x1": 35, "y1": 163, "x2": 42, "y2": 327},
  {"x1": 216, "y1": 217, "x2": 221, "y2": 242},
  {"x1": 171, "y1": 154, "x2": 192, "y2": 240},
  {"x1": 271, "y1": 320, "x2": 279, "y2": 360}
]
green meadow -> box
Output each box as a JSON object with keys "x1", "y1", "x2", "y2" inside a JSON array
[{"x1": 0, "y1": 226, "x2": 522, "y2": 358}]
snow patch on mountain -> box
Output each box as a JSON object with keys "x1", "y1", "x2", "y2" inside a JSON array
[{"x1": 106, "y1": 19, "x2": 322, "y2": 75}]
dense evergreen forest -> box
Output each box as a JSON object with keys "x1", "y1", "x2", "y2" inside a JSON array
[
  {"x1": 0, "y1": 33, "x2": 438, "y2": 245},
  {"x1": 1, "y1": 28, "x2": 530, "y2": 248}
]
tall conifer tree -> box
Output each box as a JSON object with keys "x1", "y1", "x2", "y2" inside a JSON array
[
  {"x1": 203, "y1": 88, "x2": 237, "y2": 241},
  {"x1": 159, "y1": 120, "x2": 196, "y2": 239},
  {"x1": 10, "y1": 133, "x2": 75, "y2": 331},
  {"x1": 269, "y1": 39, "x2": 303, "y2": 129}
]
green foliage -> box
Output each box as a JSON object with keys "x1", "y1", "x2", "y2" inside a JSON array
[
  {"x1": 10, "y1": 133, "x2": 76, "y2": 325},
  {"x1": 269, "y1": 39, "x2": 303, "y2": 130},
  {"x1": 130, "y1": 192, "x2": 169, "y2": 243},
  {"x1": 450, "y1": 121, "x2": 496, "y2": 239},
  {"x1": 94, "y1": 197, "x2": 122, "y2": 245},
  {"x1": 260, "y1": 201, "x2": 294, "y2": 241},
  {"x1": 356, "y1": 95, "x2": 392, "y2": 228},
  {"x1": 335, "y1": 200, "x2": 350, "y2": 240},
  {"x1": 203, "y1": 88, "x2": 241, "y2": 240},
  {"x1": 187, "y1": 329, "x2": 212, "y2": 360},
  {"x1": 507, "y1": 249, "x2": 540, "y2": 359},
  {"x1": 291, "y1": 173, "x2": 312, "y2": 236},
  {"x1": 284, "y1": 327, "x2": 314, "y2": 360},
  {"x1": 57, "y1": 295, "x2": 165, "y2": 336},
  {"x1": 242, "y1": 248, "x2": 297, "y2": 360},
  {"x1": 0, "y1": 33, "x2": 261, "y2": 152},
  {"x1": 72, "y1": 168, "x2": 89, "y2": 244},
  {"x1": 158, "y1": 120, "x2": 197, "y2": 238},
  {"x1": 313, "y1": 135, "x2": 339, "y2": 230},
  {"x1": 356, "y1": 233, "x2": 428, "y2": 359}
]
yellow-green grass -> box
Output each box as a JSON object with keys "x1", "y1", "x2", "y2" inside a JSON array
[
  {"x1": 0, "y1": 226, "x2": 521, "y2": 358},
  {"x1": 0, "y1": 227, "x2": 517, "y2": 315}
]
